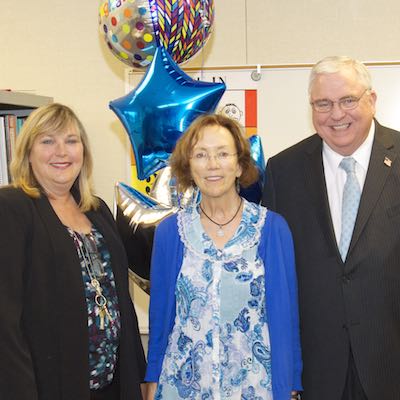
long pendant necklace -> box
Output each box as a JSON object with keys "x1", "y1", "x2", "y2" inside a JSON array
[
  {"x1": 73, "y1": 231, "x2": 113, "y2": 330},
  {"x1": 199, "y1": 198, "x2": 243, "y2": 237}
]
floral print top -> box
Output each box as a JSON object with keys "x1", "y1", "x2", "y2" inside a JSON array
[
  {"x1": 156, "y1": 199, "x2": 273, "y2": 400},
  {"x1": 67, "y1": 226, "x2": 121, "y2": 390}
]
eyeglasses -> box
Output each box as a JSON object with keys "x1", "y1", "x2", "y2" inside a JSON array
[
  {"x1": 310, "y1": 88, "x2": 370, "y2": 113},
  {"x1": 190, "y1": 150, "x2": 238, "y2": 164}
]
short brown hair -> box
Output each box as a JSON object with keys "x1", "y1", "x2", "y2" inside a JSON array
[
  {"x1": 10, "y1": 103, "x2": 99, "y2": 211},
  {"x1": 170, "y1": 113, "x2": 259, "y2": 192}
]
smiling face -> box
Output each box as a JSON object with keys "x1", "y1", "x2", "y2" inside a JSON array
[
  {"x1": 28, "y1": 124, "x2": 84, "y2": 196},
  {"x1": 189, "y1": 124, "x2": 242, "y2": 201},
  {"x1": 310, "y1": 68, "x2": 376, "y2": 156}
]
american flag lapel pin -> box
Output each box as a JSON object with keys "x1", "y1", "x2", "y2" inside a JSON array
[{"x1": 384, "y1": 157, "x2": 392, "y2": 167}]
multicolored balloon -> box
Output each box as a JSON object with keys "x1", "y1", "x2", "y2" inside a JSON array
[
  {"x1": 109, "y1": 46, "x2": 226, "y2": 180},
  {"x1": 99, "y1": 0, "x2": 214, "y2": 69}
]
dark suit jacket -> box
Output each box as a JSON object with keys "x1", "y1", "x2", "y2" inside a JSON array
[
  {"x1": 0, "y1": 187, "x2": 146, "y2": 400},
  {"x1": 262, "y1": 121, "x2": 400, "y2": 400}
]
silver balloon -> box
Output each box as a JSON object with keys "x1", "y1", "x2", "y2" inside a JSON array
[
  {"x1": 115, "y1": 177, "x2": 199, "y2": 294},
  {"x1": 115, "y1": 181, "x2": 177, "y2": 231},
  {"x1": 150, "y1": 166, "x2": 199, "y2": 208},
  {"x1": 128, "y1": 270, "x2": 150, "y2": 294}
]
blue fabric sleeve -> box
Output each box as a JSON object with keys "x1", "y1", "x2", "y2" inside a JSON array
[
  {"x1": 261, "y1": 211, "x2": 302, "y2": 399},
  {"x1": 145, "y1": 215, "x2": 181, "y2": 382},
  {"x1": 275, "y1": 213, "x2": 302, "y2": 390}
]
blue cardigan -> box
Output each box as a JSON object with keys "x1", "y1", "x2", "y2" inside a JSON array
[{"x1": 146, "y1": 209, "x2": 302, "y2": 400}]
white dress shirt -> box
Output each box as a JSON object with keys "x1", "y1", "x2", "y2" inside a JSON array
[{"x1": 322, "y1": 121, "x2": 375, "y2": 244}]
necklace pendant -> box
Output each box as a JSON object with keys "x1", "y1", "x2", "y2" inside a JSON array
[
  {"x1": 99, "y1": 308, "x2": 105, "y2": 330},
  {"x1": 199, "y1": 198, "x2": 243, "y2": 238},
  {"x1": 91, "y1": 279, "x2": 101, "y2": 293}
]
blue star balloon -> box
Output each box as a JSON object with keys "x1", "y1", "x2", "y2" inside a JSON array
[
  {"x1": 239, "y1": 135, "x2": 266, "y2": 203},
  {"x1": 110, "y1": 46, "x2": 226, "y2": 180},
  {"x1": 248, "y1": 134, "x2": 265, "y2": 174}
]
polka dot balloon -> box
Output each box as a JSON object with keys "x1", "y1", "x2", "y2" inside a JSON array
[{"x1": 99, "y1": 0, "x2": 214, "y2": 70}]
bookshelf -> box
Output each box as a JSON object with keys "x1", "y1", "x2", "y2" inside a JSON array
[
  {"x1": 0, "y1": 91, "x2": 53, "y2": 116},
  {"x1": 0, "y1": 91, "x2": 53, "y2": 185}
]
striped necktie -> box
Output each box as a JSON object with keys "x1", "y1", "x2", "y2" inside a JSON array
[{"x1": 339, "y1": 157, "x2": 361, "y2": 261}]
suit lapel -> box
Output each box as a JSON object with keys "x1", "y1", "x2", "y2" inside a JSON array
[
  {"x1": 305, "y1": 136, "x2": 339, "y2": 256},
  {"x1": 348, "y1": 122, "x2": 397, "y2": 256}
]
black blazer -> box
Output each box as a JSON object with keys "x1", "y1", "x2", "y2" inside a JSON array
[
  {"x1": 262, "y1": 121, "x2": 400, "y2": 400},
  {"x1": 0, "y1": 187, "x2": 146, "y2": 400}
]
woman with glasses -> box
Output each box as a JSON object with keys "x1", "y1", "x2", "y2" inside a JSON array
[
  {"x1": 0, "y1": 103, "x2": 146, "y2": 399},
  {"x1": 145, "y1": 114, "x2": 302, "y2": 400}
]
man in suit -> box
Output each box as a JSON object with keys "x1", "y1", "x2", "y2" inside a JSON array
[{"x1": 262, "y1": 56, "x2": 400, "y2": 400}]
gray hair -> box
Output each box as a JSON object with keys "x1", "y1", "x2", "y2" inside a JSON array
[{"x1": 308, "y1": 56, "x2": 372, "y2": 95}]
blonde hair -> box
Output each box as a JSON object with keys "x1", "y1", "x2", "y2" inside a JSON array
[
  {"x1": 10, "y1": 103, "x2": 99, "y2": 211},
  {"x1": 309, "y1": 56, "x2": 372, "y2": 95},
  {"x1": 170, "y1": 113, "x2": 259, "y2": 192}
]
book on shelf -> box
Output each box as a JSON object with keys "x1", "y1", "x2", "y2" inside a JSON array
[
  {"x1": 4, "y1": 114, "x2": 17, "y2": 166},
  {"x1": 0, "y1": 91, "x2": 53, "y2": 186},
  {"x1": 0, "y1": 116, "x2": 9, "y2": 185},
  {"x1": 0, "y1": 114, "x2": 20, "y2": 186},
  {"x1": 16, "y1": 116, "x2": 26, "y2": 135}
]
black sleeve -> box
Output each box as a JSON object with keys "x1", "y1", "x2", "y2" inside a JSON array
[
  {"x1": 261, "y1": 159, "x2": 277, "y2": 210},
  {"x1": 0, "y1": 190, "x2": 38, "y2": 399}
]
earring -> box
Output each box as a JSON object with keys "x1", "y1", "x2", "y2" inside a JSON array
[{"x1": 236, "y1": 178, "x2": 240, "y2": 193}]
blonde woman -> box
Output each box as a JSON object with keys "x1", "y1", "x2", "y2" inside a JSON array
[{"x1": 0, "y1": 103, "x2": 145, "y2": 400}]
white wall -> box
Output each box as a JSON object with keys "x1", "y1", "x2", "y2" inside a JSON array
[
  {"x1": 3, "y1": 0, "x2": 400, "y2": 337},
  {"x1": 1, "y1": 1, "x2": 400, "y2": 204}
]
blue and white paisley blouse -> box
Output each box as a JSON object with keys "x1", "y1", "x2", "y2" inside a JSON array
[{"x1": 156, "y1": 199, "x2": 273, "y2": 400}]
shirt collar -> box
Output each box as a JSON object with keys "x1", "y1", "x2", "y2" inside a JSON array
[{"x1": 322, "y1": 120, "x2": 375, "y2": 172}]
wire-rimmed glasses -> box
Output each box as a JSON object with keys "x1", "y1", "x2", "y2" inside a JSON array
[
  {"x1": 190, "y1": 150, "x2": 238, "y2": 165},
  {"x1": 310, "y1": 88, "x2": 370, "y2": 113}
]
